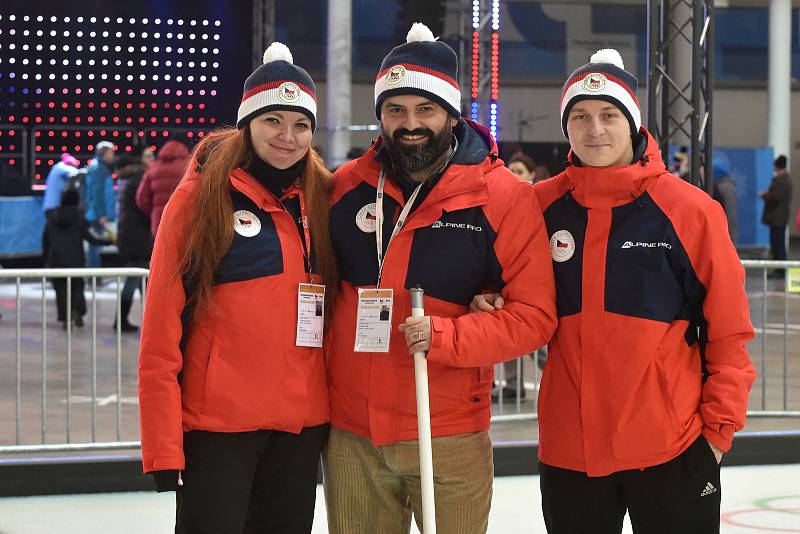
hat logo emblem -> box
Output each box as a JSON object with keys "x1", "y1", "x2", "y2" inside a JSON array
[
  {"x1": 385, "y1": 65, "x2": 406, "y2": 85},
  {"x1": 277, "y1": 82, "x2": 301, "y2": 103},
  {"x1": 583, "y1": 73, "x2": 607, "y2": 92}
]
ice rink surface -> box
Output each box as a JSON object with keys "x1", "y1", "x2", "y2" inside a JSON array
[{"x1": 0, "y1": 463, "x2": 797, "y2": 533}]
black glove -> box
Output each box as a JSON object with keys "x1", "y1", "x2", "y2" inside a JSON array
[{"x1": 152, "y1": 470, "x2": 180, "y2": 492}]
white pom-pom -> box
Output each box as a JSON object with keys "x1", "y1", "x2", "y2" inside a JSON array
[
  {"x1": 263, "y1": 42, "x2": 293, "y2": 65},
  {"x1": 406, "y1": 22, "x2": 437, "y2": 43},
  {"x1": 590, "y1": 48, "x2": 624, "y2": 70}
]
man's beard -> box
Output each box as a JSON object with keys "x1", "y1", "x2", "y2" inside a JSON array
[{"x1": 382, "y1": 120, "x2": 453, "y2": 177}]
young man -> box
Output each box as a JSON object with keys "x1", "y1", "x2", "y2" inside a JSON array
[
  {"x1": 473, "y1": 49, "x2": 756, "y2": 534},
  {"x1": 323, "y1": 23, "x2": 557, "y2": 534}
]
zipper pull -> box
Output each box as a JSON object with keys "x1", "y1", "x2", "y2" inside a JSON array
[{"x1": 177, "y1": 471, "x2": 184, "y2": 487}]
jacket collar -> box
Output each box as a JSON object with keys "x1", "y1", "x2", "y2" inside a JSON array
[
  {"x1": 229, "y1": 167, "x2": 300, "y2": 212},
  {"x1": 564, "y1": 128, "x2": 667, "y2": 209}
]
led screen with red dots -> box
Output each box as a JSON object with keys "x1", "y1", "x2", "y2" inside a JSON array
[{"x1": 0, "y1": 3, "x2": 251, "y2": 189}]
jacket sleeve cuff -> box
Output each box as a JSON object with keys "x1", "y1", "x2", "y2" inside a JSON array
[
  {"x1": 143, "y1": 455, "x2": 185, "y2": 474},
  {"x1": 702, "y1": 424, "x2": 735, "y2": 453}
]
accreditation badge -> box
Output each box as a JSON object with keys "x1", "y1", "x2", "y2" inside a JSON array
[{"x1": 354, "y1": 288, "x2": 393, "y2": 353}]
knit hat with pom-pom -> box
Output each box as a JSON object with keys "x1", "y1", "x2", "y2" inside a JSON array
[
  {"x1": 374, "y1": 22, "x2": 461, "y2": 119},
  {"x1": 560, "y1": 48, "x2": 640, "y2": 138},
  {"x1": 237, "y1": 42, "x2": 317, "y2": 130}
]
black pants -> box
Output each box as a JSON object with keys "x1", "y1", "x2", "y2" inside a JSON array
[
  {"x1": 540, "y1": 436, "x2": 721, "y2": 534},
  {"x1": 769, "y1": 225, "x2": 787, "y2": 261},
  {"x1": 175, "y1": 424, "x2": 329, "y2": 534},
  {"x1": 52, "y1": 277, "x2": 86, "y2": 322}
]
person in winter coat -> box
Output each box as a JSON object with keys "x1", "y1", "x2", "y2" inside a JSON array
[
  {"x1": 42, "y1": 153, "x2": 82, "y2": 213},
  {"x1": 322, "y1": 23, "x2": 557, "y2": 534},
  {"x1": 472, "y1": 49, "x2": 756, "y2": 534},
  {"x1": 761, "y1": 154, "x2": 793, "y2": 277},
  {"x1": 712, "y1": 163, "x2": 738, "y2": 245},
  {"x1": 114, "y1": 147, "x2": 153, "y2": 332},
  {"x1": 84, "y1": 141, "x2": 116, "y2": 268},
  {"x1": 135, "y1": 137, "x2": 190, "y2": 237},
  {"x1": 46, "y1": 189, "x2": 112, "y2": 329},
  {"x1": 138, "y1": 42, "x2": 338, "y2": 534}
]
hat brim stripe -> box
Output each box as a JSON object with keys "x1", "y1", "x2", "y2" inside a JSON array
[
  {"x1": 241, "y1": 80, "x2": 317, "y2": 104},
  {"x1": 560, "y1": 77, "x2": 641, "y2": 128},
  {"x1": 562, "y1": 71, "x2": 638, "y2": 105},
  {"x1": 374, "y1": 69, "x2": 461, "y2": 115},
  {"x1": 376, "y1": 63, "x2": 459, "y2": 90},
  {"x1": 237, "y1": 87, "x2": 318, "y2": 125}
]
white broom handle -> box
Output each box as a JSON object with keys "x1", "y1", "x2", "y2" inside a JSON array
[{"x1": 410, "y1": 287, "x2": 436, "y2": 534}]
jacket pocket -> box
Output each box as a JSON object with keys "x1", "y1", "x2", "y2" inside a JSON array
[
  {"x1": 654, "y1": 357, "x2": 680, "y2": 435},
  {"x1": 202, "y1": 334, "x2": 221, "y2": 411}
]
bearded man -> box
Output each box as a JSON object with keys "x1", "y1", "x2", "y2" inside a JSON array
[{"x1": 322, "y1": 22, "x2": 557, "y2": 534}]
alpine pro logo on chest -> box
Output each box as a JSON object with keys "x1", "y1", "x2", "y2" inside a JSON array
[
  {"x1": 431, "y1": 220, "x2": 483, "y2": 232},
  {"x1": 621, "y1": 241, "x2": 672, "y2": 250},
  {"x1": 550, "y1": 230, "x2": 575, "y2": 263}
]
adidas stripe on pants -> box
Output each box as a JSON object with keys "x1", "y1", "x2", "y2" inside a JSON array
[{"x1": 540, "y1": 435, "x2": 722, "y2": 534}]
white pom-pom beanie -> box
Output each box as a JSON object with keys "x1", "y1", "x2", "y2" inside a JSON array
[
  {"x1": 374, "y1": 22, "x2": 461, "y2": 119},
  {"x1": 560, "y1": 48, "x2": 640, "y2": 138},
  {"x1": 237, "y1": 42, "x2": 317, "y2": 130}
]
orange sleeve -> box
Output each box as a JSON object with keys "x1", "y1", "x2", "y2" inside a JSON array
[
  {"x1": 137, "y1": 182, "x2": 194, "y2": 473},
  {"x1": 426, "y1": 178, "x2": 557, "y2": 368},
  {"x1": 684, "y1": 199, "x2": 756, "y2": 451}
]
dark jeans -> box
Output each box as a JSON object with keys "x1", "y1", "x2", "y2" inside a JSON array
[
  {"x1": 175, "y1": 424, "x2": 329, "y2": 534},
  {"x1": 87, "y1": 222, "x2": 103, "y2": 268},
  {"x1": 121, "y1": 260, "x2": 148, "y2": 302},
  {"x1": 52, "y1": 277, "x2": 86, "y2": 322},
  {"x1": 540, "y1": 435, "x2": 722, "y2": 534},
  {"x1": 769, "y1": 225, "x2": 787, "y2": 262}
]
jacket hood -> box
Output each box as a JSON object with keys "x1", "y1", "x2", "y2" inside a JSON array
[
  {"x1": 157, "y1": 141, "x2": 191, "y2": 163},
  {"x1": 564, "y1": 127, "x2": 668, "y2": 208}
]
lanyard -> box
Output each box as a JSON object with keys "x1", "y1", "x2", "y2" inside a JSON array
[{"x1": 375, "y1": 170, "x2": 424, "y2": 287}]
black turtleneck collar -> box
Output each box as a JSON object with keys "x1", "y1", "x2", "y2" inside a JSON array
[{"x1": 246, "y1": 156, "x2": 306, "y2": 199}]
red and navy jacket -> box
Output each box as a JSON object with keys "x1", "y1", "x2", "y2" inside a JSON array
[
  {"x1": 534, "y1": 128, "x2": 756, "y2": 477},
  {"x1": 138, "y1": 166, "x2": 329, "y2": 474},
  {"x1": 327, "y1": 120, "x2": 557, "y2": 446}
]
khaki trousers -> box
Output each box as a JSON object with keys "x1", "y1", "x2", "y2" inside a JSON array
[{"x1": 322, "y1": 428, "x2": 493, "y2": 534}]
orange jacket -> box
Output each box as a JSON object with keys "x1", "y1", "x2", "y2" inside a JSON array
[
  {"x1": 534, "y1": 129, "x2": 756, "y2": 477},
  {"x1": 327, "y1": 120, "x2": 557, "y2": 445},
  {"x1": 138, "y1": 167, "x2": 329, "y2": 474}
]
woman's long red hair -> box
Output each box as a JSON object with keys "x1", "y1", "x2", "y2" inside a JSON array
[{"x1": 178, "y1": 127, "x2": 338, "y2": 322}]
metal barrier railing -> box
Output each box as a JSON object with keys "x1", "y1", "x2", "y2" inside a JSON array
[
  {"x1": 0, "y1": 261, "x2": 797, "y2": 453},
  {"x1": 490, "y1": 259, "x2": 800, "y2": 423},
  {"x1": 0, "y1": 268, "x2": 148, "y2": 454}
]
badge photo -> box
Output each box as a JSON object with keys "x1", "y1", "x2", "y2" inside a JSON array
[
  {"x1": 356, "y1": 203, "x2": 378, "y2": 233},
  {"x1": 277, "y1": 81, "x2": 301, "y2": 104},
  {"x1": 583, "y1": 72, "x2": 608, "y2": 92},
  {"x1": 550, "y1": 230, "x2": 576, "y2": 263},
  {"x1": 233, "y1": 210, "x2": 262, "y2": 238}
]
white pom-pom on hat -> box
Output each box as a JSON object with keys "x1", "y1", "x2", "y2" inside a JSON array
[
  {"x1": 590, "y1": 48, "x2": 624, "y2": 70},
  {"x1": 406, "y1": 22, "x2": 437, "y2": 43},
  {"x1": 263, "y1": 42, "x2": 293, "y2": 65}
]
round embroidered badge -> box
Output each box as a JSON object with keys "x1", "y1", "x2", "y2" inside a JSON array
[
  {"x1": 355, "y1": 203, "x2": 378, "y2": 233},
  {"x1": 550, "y1": 230, "x2": 576, "y2": 263},
  {"x1": 233, "y1": 210, "x2": 262, "y2": 238},
  {"x1": 583, "y1": 72, "x2": 608, "y2": 92}
]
